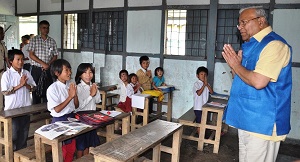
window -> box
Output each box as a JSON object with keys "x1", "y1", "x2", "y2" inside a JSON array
[
  {"x1": 93, "y1": 11, "x2": 124, "y2": 52},
  {"x1": 63, "y1": 13, "x2": 89, "y2": 49},
  {"x1": 165, "y1": 10, "x2": 186, "y2": 55},
  {"x1": 165, "y1": 9, "x2": 208, "y2": 57},
  {"x1": 77, "y1": 13, "x2": 90, "y2": 49},
  {"x1": 215, "y1": 10, "x2": 241, "y2": 58},
  {"x1": 63, "y1": 14, "x2": 77, "y2": 49}
]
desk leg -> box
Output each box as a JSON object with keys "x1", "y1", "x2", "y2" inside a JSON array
[
  {"x1": 122, "y1": 115, "x2": 130, "y2": 135},
  {"x1": 198, "y1": 109, "x2": 208, "y2": 151},
  {"x1": 172, "y1": 127, "x2": 183, "y2": 162},
  {"x1": 102, "y1": 92, "x2": 107, "y2": 110},
  {"x1": 52, "y1": 141, "x2": 63, "y2": 162},
  {"x1": 35, "y1": 135, "x2": 46, "y2": 162},
  {"x1": 153, "y1": 143, "x2": 161, "y2": 162},
  {"x1": 167, "y1": 92, "x2": 173, "y2": 121},
  {"x1": 131, "y1": 108, "x2": 137, "y2": 130},
  {"x1": 143, "y1": 98, "x2": 149, "y2": 126},
  {"x1": 106, "y1": 124, "x2": 114, "y2": 142},
  {"x1": 3, "y1": 118, "x2": 13, "y2": 162}
]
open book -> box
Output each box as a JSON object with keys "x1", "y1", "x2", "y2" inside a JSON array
[
  {"x1": 35, "y1": 121, "x2": 92, "y2": 140},
  {"x1": 207, "y1": 101, "x2": 227, "y2": 108},
  {"x1": 210, "y1": 93, "x2": 229, "y2": 100}
]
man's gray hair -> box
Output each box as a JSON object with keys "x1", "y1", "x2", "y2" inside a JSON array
[{"x1": 239, "y1": 6, "x2": 268, "y2": 22}]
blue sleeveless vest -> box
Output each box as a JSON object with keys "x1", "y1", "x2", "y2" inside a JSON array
[{"x1": 224, "y1": 31, "x2": 292, "y2": 136}]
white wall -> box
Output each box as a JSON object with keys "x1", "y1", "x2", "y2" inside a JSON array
[
  {"x1": 219, "y1": 0, "x2": 270, "y2": 4},
  {"x1": 127, "y1": 10, "x2": 162, "y2": 54},
  {"x1": 273, "y1": 9, "x2": 300, "y2": 140},
  {"x1": 0, "y1": 0, "x2": 15, "y2": 15},
  {"x1": 17, "y1": 0, "x2": 37, "y2": 14},
  {"x1": 40, "y1": 0, "x2": 61, "y2": 12},
  {"x1": 64, "y1": 0, "x2": 89, "y2": 11},
  {"x1": 93, "y1": 0, "x2": 124, "y2": 8},
  {"x1": 128, "y1": 0, "x2": 162, "y2": 7},
  {"x1": 167, "y1": 0, "x2": 209, "y2": 5}
]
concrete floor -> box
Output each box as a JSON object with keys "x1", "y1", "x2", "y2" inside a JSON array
[{"x1": 28, "y1": 118, "x2": 300, "y2": 162}]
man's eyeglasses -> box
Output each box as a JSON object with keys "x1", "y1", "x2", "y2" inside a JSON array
[{"x1": 237, "y1": 17, "x2": 260, "y2": 28}]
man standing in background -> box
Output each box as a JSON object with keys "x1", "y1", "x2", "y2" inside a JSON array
[{"x1": 28, "y1": 20, "x2": 58, "y2": 104}]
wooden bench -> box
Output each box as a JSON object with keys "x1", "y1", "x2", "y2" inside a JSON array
[
  {"x1": 178, "y1": 107, "x2": 200, "y2": 142},
  {"x1": 73, "y1": 154, "x2": 94, "y2": 162},
  {"x1": 178, "y1": 98, "x2": 227, "y2": 154},
  {"x1": 131, "y1": 95, "x2": 165, "y2": 131},
  {"x1": 91, "y1": 120, "x2": 183, "y2": 162},
  {"x1": 14, "y1": 144, "x2": 51, "y2": 162},
  {"x1": 96, "y1": 85, "x2": 118, "y2": 111}
]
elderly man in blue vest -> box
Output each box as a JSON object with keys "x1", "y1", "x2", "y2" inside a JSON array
[{"x1": 222, "y1": 6, "x2": 292, "y2": 162}]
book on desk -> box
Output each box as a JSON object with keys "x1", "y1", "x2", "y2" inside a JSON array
[{"x1": 35, "y1": 121, "x2": 92, "y2": 140}]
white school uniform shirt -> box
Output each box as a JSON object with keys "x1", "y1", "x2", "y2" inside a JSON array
[
  {"x1": 126, "y1": 83, "x2": 141, "y2": 98},
  {"x1": 22, "y1": 44, "x2": 31, "y2": 64},
  {"x1": 47, "y1": 80, "x2": 75, "y2": 117},
  {"x1": 75, "y1": 80, "x2": 101, "y2": 112},
  {"x1": 117, "y1": 79, "x2": 127, "y2": 102},
  {"x1": 193, "y1": 80, "x2": 210, "y2": 111},
  {"x1": 1, "y1": 67, "x2": 36, "y2": 110}
]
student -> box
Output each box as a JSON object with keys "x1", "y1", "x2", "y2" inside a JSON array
[
  {"x1": 46, "y1": 59, "x2": 78, "y2": 162},
  {"x1": 116, "y1": 69, "x2": 130, "y2": 112},
  {"x1": 21, "y1": 35, "x2": 31, "y2": 71},
  {"x1": 152, "y1": 67, "x2": 166, "y2": 89},
  {"x1": 136, "y1": 56, "x2": 152, "y2": 91},
  {"x1": 1, "y1": 49, "x2": 36, "y2": 151},
  {"x1": 193, "y1": 66, "x2": 213, "y2": 133},
  {"x1": 74, "y1": 63, "x2": 101, "y2": 158},
  {"x1": 122, "y1": 73, "x2": 142, "y2": 113}
]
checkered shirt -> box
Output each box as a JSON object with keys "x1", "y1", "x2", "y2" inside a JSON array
[{"x1": 28, "y1": 35, "x2": 58, "y2": 67}]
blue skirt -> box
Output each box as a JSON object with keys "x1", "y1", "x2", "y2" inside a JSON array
[{"x1": 76, "y1": 130, "x2": 100, "y2": 151}]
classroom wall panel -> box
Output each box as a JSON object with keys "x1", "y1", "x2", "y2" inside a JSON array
[
  {"x1": 101, "y1": 55, "x2": 123, "y2": 86},
  {"x1": 64, "y1": 0, "x2": 89, "y2": 11},
  {"x1": 167, "y1": 0, "x2": 209, "y2": 5},
  {"x1": 39, "y1": 15, "x2": 61, "y2": 48},
  {"x1": 40, "y1": 0, "x2": 61, "y2": 12},
  {"x1": 275, "y1": 0, "x2": 300, "y2": 3},
  {"x1": 273, "y1": 9, "x2": 300, "y2": 62},
  {"x1": 128, "y1": 0, "x2": 162, "y2": 7},
  {"x1": 213, "y1": 62, "x2": 232, "y2": 95},
  {"x1": 94, "y1": 53, "x2": 106, "y2": 83},
  {"x1": 17, "y1": 0, "x2": 37, "y2": 14},
  {"x1": 127, "y1": 10, "x2": 161, "y2": 54},
  {"x1": 163, "y1": 59, "x2": 207, "y2": 119},
  {"x1": 219, "y1": 0, "x2": 270, "y2": 4},
  {"x1": 289, "y1": 67, "x2": 300, "y2": 140},
  {"x1": 93, "y1": 0, "x2": 124, "y2": 9},
  {"x1": 0, "y1": 0, "x2": 14, "y2": 15}
]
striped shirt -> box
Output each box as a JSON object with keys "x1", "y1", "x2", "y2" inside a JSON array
[{"x1": 28, "y1": 35, "x2": 58, "y2": 67}]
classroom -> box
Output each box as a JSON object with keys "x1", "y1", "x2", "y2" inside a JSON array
[{"x1": 0, "y1": 0, "x2": 300, "y2": 162}]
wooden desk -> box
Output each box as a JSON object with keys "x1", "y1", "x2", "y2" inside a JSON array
[
  {"x1": 0, "y1": 103, "x2": 48, "y2": 162},
  {"x1": 34, "y1": 112, "x2": 130, "y2": 162},
  {"x1": 97, "y1": 85, "x2": 118, "y2": 110},
  {"x1": 199, "y1": 98, "x2": 227, "y2": 153},
  {"x1": 131, "y1": 95, "x2": 153, "y2": 130},
  {"x1": 91, "y1": 120, "x2": 183, "y2": 162},
  {"x1": 156, "y1": 91, "x2": 173, "y2": 121}
]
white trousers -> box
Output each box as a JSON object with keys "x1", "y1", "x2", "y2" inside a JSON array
[{"x1": 238, "y1": 129, "x2": 280, "y2": 162}]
